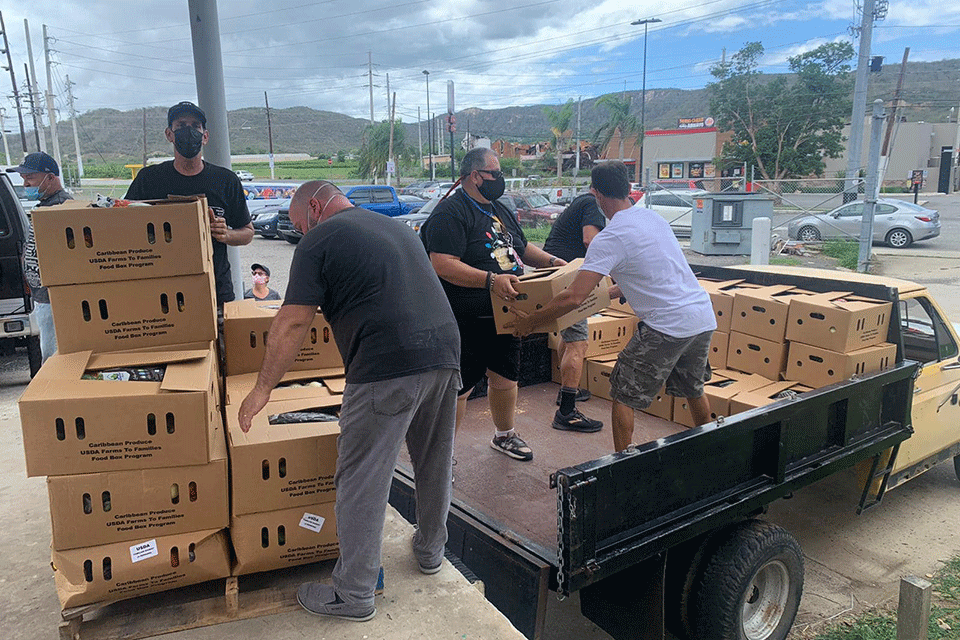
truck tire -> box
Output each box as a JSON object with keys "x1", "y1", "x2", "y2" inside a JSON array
[
  {"x1": 26, "y1": 335, "x2": 42, "y2": 378},
  {"x1": 693, "y1": 520, "x2": 803, "y2": 640}
]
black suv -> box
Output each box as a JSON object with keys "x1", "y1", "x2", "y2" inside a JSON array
[{"x1": 0, "y1": 173, "x2": 42, "y2": 375}]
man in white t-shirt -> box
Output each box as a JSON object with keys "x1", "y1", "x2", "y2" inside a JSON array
[{"x1": 507, "y1": 162, "x2": 716, "y2": 451}]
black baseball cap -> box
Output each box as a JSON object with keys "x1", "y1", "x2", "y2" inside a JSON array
[
  {"x1": 6, "y1": 151, "x2": 59, "y2": 176},
  {"x1": 251, "y1": 263, "x2": 270, "y2": 277},
  {"x1": 167, "y1": 101, "x2": 207, "y2": 128}
]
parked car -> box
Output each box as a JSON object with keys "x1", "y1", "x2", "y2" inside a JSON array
[
  {"x1": 397, "y1": 194, "x2": 428, "y2": 214},
  {"x1": 629, "y1": 183, "x2": 646, "y2": 204},
  {"x1": 344, "y1": 185, "x2": 421, "y2": 217},
  {"x1": 0, "y1": 173, "x2": 41, "y2": 376},
  {"x1": 499, "y1": 191, "x2": 564, "y2": 227},
  {"x1": 643, "y1": 189, "x2": 709, "y2": 238},
  {"x1": 250, "y1": 200, "x2": 289, "y2": 239},
  {"x1": 650, "y1": 179, "x2": 706, "y2": 191},
  {"x1": 420, "y1": 182, "x2": 456, "y2": 199},
  {"x1": 394, "y1": 211, "x2": 430, "y2": 234},
  {"x1": 276, "y1": 207, "x2": 300, "y2": 244},
  {"x1": 787, "y1": 198, "x2": 940, "y2": 248},
  {"x1": 399, "y1": 181, "x2": 436, "y2": 196},
  {"x1": 235, "y1": 170, "x2": 254, "y2": 181}
]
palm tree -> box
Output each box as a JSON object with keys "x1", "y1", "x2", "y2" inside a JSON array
[
  {"x1": 543, "y1": 100, "x2": 575, "y2": 179},
  {"x1": 595, "y1": 94, "x2": 638, "y2": 161}
]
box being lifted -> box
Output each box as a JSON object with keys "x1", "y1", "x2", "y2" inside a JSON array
[
  {"x1": 18, "y1": 343, "x2": 220, "y2": 477},
  {"x1": 34, "y1": 196, "x2": 212, "y2": 287},
  {"x1": 222, "y1": 300, "x2": 343, "y2": 376},
  {"x1": 493, "y1": 259, "x2": 610, "y2": 335}
]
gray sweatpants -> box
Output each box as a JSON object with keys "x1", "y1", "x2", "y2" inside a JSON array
[{"x1": 332, "y1": 367, "x2": 460, "y2": 607}]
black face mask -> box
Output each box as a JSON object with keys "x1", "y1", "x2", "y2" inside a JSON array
[
  {"x1": 173, "y1": 126, "x2": 204, "y2": 159},
  {"x1": 477, "y1": 174, "x2": 505, "y2": 202}
]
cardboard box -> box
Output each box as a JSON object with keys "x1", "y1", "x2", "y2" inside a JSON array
[
  {"x1": 644, "y1": 386, "x2": 674, "y2": 421},
  {"x1": 726, "y1": 331, "x2": 788, "y2": 380},
  {"x1": 19, "y1": 344, "x2": 220, "y2": 477},
  {"x1": 231, "y1": 502, "x2": 339, "y2": 576},
  {"x1": 729, "y1": 381, "x2": 815, "y2": 415},
  {"x1": 786, "y1": 292, "x2": 893, "y2": 353},
  {"x1": 551, "y1": 350, "x2": 590, "y2": 388},
  {"x1": 548, "y1": 309, "x2": 639, "y2": 358},
  {"x1": 785, "y1": 342, "x2": 897, "y2": 388},
  {"x1": 222, "y1": 300, "x2": 344, "y2": 376},
  {"x1": 585, "y1": 354, "x2": 620, "y2": 401},
  {"x1": 673, "y1": 371, "x2": 773, "y2": 427},
  {"x1": 47, "y1": 427, "x2": 229, "y2": 551},
  {"x1": 52, "y1": 528, "x2": 231, "y2": 608},
  {"x1": 49, "y1": 271, "x2": 217, "y2": 355},
  {"x1": 709, "y1": 331, "x2": 729, "y2": 370},
  {"x1": 696, "y1": 279, "x2": 744, "y2": 333},
  {"x1": 224, "y1": 368, "x2": 346, "y2": 405},
  {"x1": 493, "y1": 259, "x2": 611, "y2": 334},
  {"x1": 34, "y1": 196, "x2": 212, "y2": 287},
  {"x1": 730, "y1": 285, "x2": 813, "y2": 343},
  {"x1": 226, "y1": 385, "x2": 341, "y2": 516}
]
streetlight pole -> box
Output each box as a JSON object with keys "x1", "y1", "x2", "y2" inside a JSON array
[
  {"x1": 631, "y1": 17, "x2": 661, "y2": 186},
  {"x1": 423, "y1": 70, "x2": 434, "y2": 181}
]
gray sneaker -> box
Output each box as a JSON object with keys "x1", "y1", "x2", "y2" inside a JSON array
[{"x1": 297, "y1": 582, "x2": 376, "y2": 622}]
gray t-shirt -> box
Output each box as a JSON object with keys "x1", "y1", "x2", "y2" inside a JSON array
[
  {"x1": 284, "y1": 207, "x2": 460, "y2": 384},
  {"x1": 243, "y1": 288, "x2": 281, "y2": 300},
  {"x1": 23, "y1": 188, "x2": 74, "y2": 304}
]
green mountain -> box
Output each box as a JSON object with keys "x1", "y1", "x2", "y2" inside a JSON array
[{"x1": 13, "y1": 58, "x2": 955, "y2": 163}]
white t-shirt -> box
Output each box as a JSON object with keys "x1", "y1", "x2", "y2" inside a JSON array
[{"x1": 581, "y1": 204, "x2": 716, "y2": 338}]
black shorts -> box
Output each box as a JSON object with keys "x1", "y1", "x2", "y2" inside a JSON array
[{"x1": 456, "y1": 315, "x2": 521, "y2": 394}]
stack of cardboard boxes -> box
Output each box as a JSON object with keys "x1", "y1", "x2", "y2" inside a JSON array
[
  {"x1": 19, "y1": 197, "x2": 231, "y2": 608},
  {"x1": 221, "y1": 299, "x2": 345, "y2": 575}
]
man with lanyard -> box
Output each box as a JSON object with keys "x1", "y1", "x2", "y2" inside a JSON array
[
  {"x1": 238, "y1": 180, "x2": 460, "y2": 621},
  {"x1": 7, "y1": 152, "x2": 73, "y2": 362},
  {"x1": 507, "y1": 162, "x2": 716, "y2": 452},
  {"x1": 126, "y1": 101, "x2": 253, "y2": 305},
  {"x1": 542, "y1": 192, "x2": 606, "y2": 433},
  {"x1": 421, "y1": 147, "x2": 565, "y2": 461}
]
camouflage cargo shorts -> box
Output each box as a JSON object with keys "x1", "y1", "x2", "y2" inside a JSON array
[{"x1": 609, "y1": 323, "x2": 713, "y2": 411}]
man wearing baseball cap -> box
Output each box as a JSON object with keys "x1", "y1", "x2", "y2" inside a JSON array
[
  {"x1": 126, "y1": 101, "x2": 253, "y2": 305},
  {"x1": 7, "y1": 151, "x2": 73, "y2": 363},
  {"x1": 244, "y1": 263, "x2": 281, "y2": 300}
]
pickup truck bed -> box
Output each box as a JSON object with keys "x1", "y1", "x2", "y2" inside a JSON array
[{"x1": 398, "y1": 382, "x2": 685, "y2": 553}]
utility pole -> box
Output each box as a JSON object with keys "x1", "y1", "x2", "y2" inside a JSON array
[
  {"x1": 385, "y1": 73, "x2": 390, "y2": 123},
  {"x1": 142, "y1": 108, "x2": 147, "y2": 170},
  {"x1": 844, "y1": 0, "x2": 878, "y2": 202},
  {"x1": 574, "y1": 96, "x2": 581, "y2": 177},
  {"x1": 23, "y1": 20, "x2": 46, "y2": 152},
  {"x1": 42, "y1": 25, "x2": 60, "y2": 167},
  {"x1": 387, "y1": 91, "x2": 395, "y2": 187},
  {"x1": 447, "y1": 80, "x2": 455, "y2": 181},
  {"x1": 25, "y1": 64, "x2": 42, "y2": 151},
  {"x1": 0, "y1": 12, "x2": 28, "y2": 152},
  {"x1": 632, "y1": 17, "x2": 662, "y2": 186},
  {"x1": 368, "y1": 52, "x2": 374, "y2": 124},
  {"x1": 264, "y1": 91, "x2": 274, "y2": 179},
  {"x1": 423, "y1": 70, "x2": 433, "y2": 180},
  {"x1": 65, "y1": 74, "x2": 82, "y2": 178},
  {"x1": 877, "y1": 48, "x2": 908, "y2": 187},
  {"x1": 0, "y1": 108, "x2": 10, "y2": 164},
  {"x1": 857, "y1": 100, "x2": 885, "y2": 273},
  {"x1": 417, "y1": 106, "x2": 422, "y2": 173}
]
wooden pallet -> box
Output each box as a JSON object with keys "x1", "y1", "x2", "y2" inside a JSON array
[{"x1": 58, "y1": 561, "x2": 336, "y2": 640}]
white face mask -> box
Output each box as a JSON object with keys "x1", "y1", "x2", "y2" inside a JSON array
[{"x1": 252, "y1": 274, "x2": 267, "y2": 285}]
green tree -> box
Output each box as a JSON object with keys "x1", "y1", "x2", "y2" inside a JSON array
[
  {"x1": 357, "y1": 120, "x2": 405, "y2": 181},
  {"x1": 543, "y1": 100, "x2": 574, "y2": 179},
  {"x1": 708, "y1": 41, "x2": 854, "y2": 181},
  {"x1": 594, "y1": 94, "x2": 638, "y2": 161}
]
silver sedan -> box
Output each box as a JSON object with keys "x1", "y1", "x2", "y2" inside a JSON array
[{"x1": 787, "y1": 198, "x2": 940, "y2": 248}]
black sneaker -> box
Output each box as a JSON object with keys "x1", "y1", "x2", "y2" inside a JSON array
[
  {"x1": 552, "y1": 409, "x2": 603, "y2": 433},
  {"x1": 555, "y1": 388, "x2": 592, "y2": 405},
  {"x1": 490, "y1": 432, "x2": 533, "y2": 461}
]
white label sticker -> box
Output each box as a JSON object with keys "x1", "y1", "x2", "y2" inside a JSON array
[
  {"x1": 299, "y1": 513, "x2": 325, "y2": 533},
  {"x1": 130, "y1": 539, "x2": 159, "y2": 563}
]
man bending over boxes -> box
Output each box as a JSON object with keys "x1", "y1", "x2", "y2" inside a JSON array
[
  {"x1": 238, "y1": 180, "x2": 461, "y2": 622},
  {"x1": 508, "y1": 162, "x2": 717, "y2": 452}
]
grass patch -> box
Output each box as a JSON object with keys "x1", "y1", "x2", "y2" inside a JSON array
[
  {"x1": 771, "y1": 257, "x2": 803, "y2": 266},
  {"x1": 821, "y1": 239, "x2": 860, "y2": 270},
  {"x1": 233, "y1": 161, "x2": 357, "y2": 181},
  {"x1": 810, "y1": 554, "x2": 960, "y2": 639},
  {"x1": 523, "y1": 226, "x2": 551, "y2": 244}
]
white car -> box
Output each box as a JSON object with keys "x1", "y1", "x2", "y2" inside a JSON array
[
  {"x1": 642, "y1": 189, "x2": 708, "y2": 238},
  {"x1": 235, "y1": 170, "x2": 254, "y2": 181}
]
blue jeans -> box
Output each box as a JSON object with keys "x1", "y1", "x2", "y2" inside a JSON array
[{"x1": 35, "y1": 302, "x2": 57, "y2": 363}]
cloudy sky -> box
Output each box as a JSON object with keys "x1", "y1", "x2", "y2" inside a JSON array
[{"x1": 0, "y1": 0, "x2": 957, "y2": 127}]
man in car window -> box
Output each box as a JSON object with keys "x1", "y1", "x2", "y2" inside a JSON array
[
  {"x1": 7, "y1": 152, "x2": 73, "y2": 362},
  {"x1": 126, "y1": 101, "x2": 253, "y2": 305}
]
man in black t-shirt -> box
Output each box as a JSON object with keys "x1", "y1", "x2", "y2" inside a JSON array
[
  {"x1": 421, "y1": 147, "x2": 564, "y2": 462},
  {"x1": 542, "y1": 193, "x2": 606, "y2": 432},
  {"x1": 238, "y1": 181, "x2": 460, "y2": 623},
  {"x1": 126, "y1": 101, "x2": 253, "y2": 305}
]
